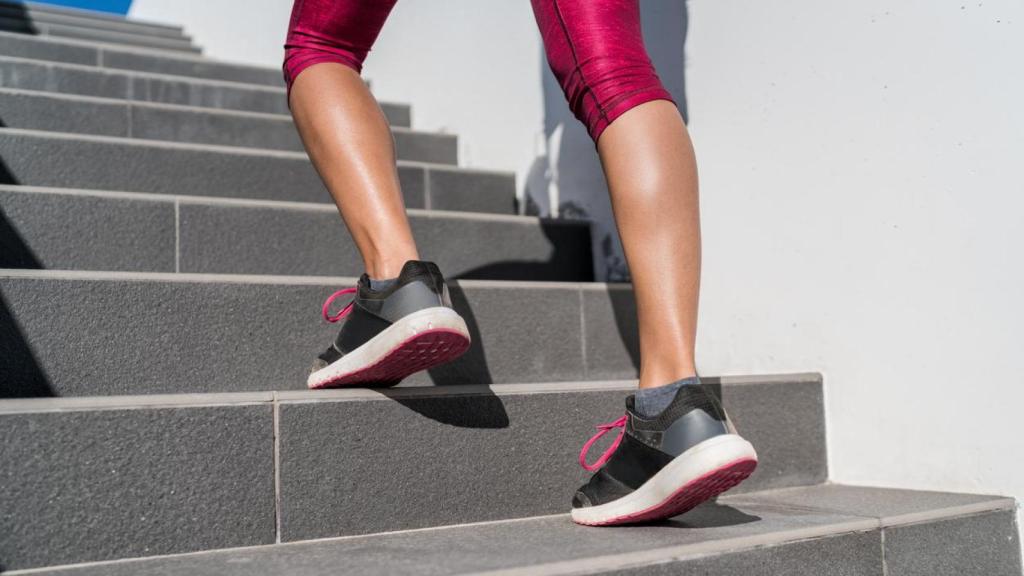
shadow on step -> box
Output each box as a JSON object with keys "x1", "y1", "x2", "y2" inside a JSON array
[
  {"x1": 452, "y1": 220, "x2": 594, "y2": 283},
  {"x1": 377, "y1": 389, "x2": 510, "y2": 429},
  {"x1": 0, "y1": 290, "x2": 55, "y2": 397},
  {"x1": 0, "y1": 3, "x2": 39, "y2": 35},
  {"x1": 0, "y1": 186, "x2": 53, "y2": 397},
  {"x1": 655, "y1": 501, "x2": 761, "y2": 529}
]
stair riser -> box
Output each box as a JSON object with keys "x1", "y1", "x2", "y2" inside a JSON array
[
  {"x1": 0, "y1": 31, "x2": 286, "y2": 87},
  {"x1": 0, "y1": 18, "x2": 199, "y2": 53},
  {"x1": 0, "y1": 131, "x2": 513, "y2": 213},
  {"x1": 0, "y1": 377, "x2": 827, "y2": 570},
  {"x1": 0, "y1": 3, "x2": 186, "y2": 38},
  {"x1": 0, "y1": 277, "x2": 632, "y2": 395},
  {"x1": 0, "y1": 90, "x2": 446, "y2": 159},
  {"x1": 0, "y1": 56, "x2": 290, "y2": 114},
  {"x1": 0, "y1": 188, "x2": 591, "y2": 279}
]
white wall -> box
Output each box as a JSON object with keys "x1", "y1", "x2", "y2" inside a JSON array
[
  {"x1": 132, "y1": 0, "x2": 1024, "y2": 538},
  {"x1": 686, "y1": 0, "x2": 1024, "y2": 535}
]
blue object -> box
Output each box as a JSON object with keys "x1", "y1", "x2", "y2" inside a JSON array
[{"x1": 25, "y1": 0, "x2": 133, "y2": 15}]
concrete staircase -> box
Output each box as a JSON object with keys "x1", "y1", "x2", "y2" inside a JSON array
[{"x1": 0, "y1": 3, "x2": 1019, "y2": 574}]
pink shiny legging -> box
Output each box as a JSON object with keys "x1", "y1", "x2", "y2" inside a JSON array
[{"x1": 283, "y1": 0, "x2": 674, "y2": 142}]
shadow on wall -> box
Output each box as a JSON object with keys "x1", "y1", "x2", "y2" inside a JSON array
[
  {"x1": 524, "y1": 1, "x2": 690, "y2": 282},
  {"x1": 0, "y1": 3, "x2": 40, "y2": 35}
]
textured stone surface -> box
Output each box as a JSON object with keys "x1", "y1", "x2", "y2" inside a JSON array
[
  {"x1": 0, "y1": 404, "x2": 276, "y2": 570},
  {"x1": 723, "y1": 483, "x2": 1014, "y2": 523},
  {"x1": 403, "y1": 281, "x2": 587, "y2": 386},
  {"x1": 101, "y1": 51, "x2": 283, "y2": 86},
  {"x1": 0, "y1": 188, "x2": 174, "y2": 271},
  {"x1": 0, "y1": 55, "x2": 286, "y2": 113},
  {"x1": 427, "y1": 166, "x2": 516, "y2": 214},
  {"x1": 0, "y1": 275, "x2": 597, "y2": 395},
  {"x1": 884, "y1": 510, "x2": 1021, "y2": 576},
  {"x1": 0, "y1": 57, "x2": 130, "y2": 100},
  {"x1": 127, "y1": 74, "x2": 285, "y2": 114},
  {"x1": 33, "y1": 22, "x2": 199, "y2": 53},
  {"x1": 392, "y1": 130, "x2": 457, "y2": 165},
  {"x1": 582, "y1": 284, "x2": 639, "y2": 379},
  {"x1": 0, "y1": 130, "x2": 512, "y2": 211},
  {"x1": 0, "y1": 88, "x2": 128, "y2": 137},
  {"x1": 129, "y1": 104, "x2": 304, "y2": 151},
  {"x1": 278, "y1": 388, "x2": 624, "y2": 540},
  {"x1": 0, "y1": 30, "x2": 99, "y2": 66},
  {"x1": 611, "y1": 531, "x2": 884, "y2": 576},
  {"x1": 20, "y1": 502, "x2": 873, "y2": 576},
  {"x1": 715, "y1": 376, "x2": 828, "y2": 492},
  {"x1": 178, "y1": 201, "x2": 591, "y2": 280}
]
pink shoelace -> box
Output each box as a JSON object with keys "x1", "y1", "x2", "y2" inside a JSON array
[
  {"x1": 321, "y1": 287, "x2": 357, "y2": 323},
  {"x1": 578, "y1": 415, "x2": 628, "y2": 472}
]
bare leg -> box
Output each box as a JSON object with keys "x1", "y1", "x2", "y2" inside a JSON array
[
  {"x1": 289, "y1": 62, "x2": 418, "y2": 279},
  {"x1": 596, "y1": 100, "x2": 701, "y2": 389}
]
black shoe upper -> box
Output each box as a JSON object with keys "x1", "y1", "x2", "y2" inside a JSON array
[
  {"x1": 312, "y1": 260, "x2": 453, "y2": 373},
  {"x1": 573, "y1": 383, "x2": 732, "y2": 509}
]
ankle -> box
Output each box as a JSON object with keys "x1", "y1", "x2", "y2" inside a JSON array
[
  {"x1": 638, "y1": 364, "x2": 697, "y2": 390},
  {"x1": 364, "y1": 251, "x2": 418, "y2": 280}
]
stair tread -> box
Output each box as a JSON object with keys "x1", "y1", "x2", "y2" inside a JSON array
[
  {"x1": 0, "y1": 375, "x2": 822, "y2": 411},
  {"x1": 11, "y1": 485, "x2": 1012, "y2": 576}
]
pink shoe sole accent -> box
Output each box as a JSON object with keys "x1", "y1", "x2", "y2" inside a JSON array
[
  {"x1": 574, "y1": 456, "x2": 758, "y2": 526},
  {"x1": 309, "y1": 328, "x2": 470, "y2": 389}
]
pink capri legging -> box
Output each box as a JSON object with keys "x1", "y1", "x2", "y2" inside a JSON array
[{"x1": 283, "y1": 0, "x2": 674, "y2": 142}]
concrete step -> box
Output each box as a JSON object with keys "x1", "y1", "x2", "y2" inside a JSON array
[
  {"x1": 0, "y1": 18, "x2": 200, "y2": 53},
  {"x1": 0, "y1": 376, "x2": 832, "y2": 570},
  {"x1": 0, "y1": 30, "x2": 284, "y2": 87},
  {"x1": 0, "y1": 54, "x2": 292, "y2": 114},
  {"x1": 0, "y1": 88, "x2": 439, "y2": 159},
  {"x1": 0, "y1": 1, "x2": 183, "y2": 36},
  {"x1": 15, "y1": 488, "x2": 1019, "y2": 575},
  {"x1": 0, "y1": 270, "x2": 657, "y2": 394},
  {"x1": 0, "y1": 129, "x2": 513, "y2": 213},
  {"x1": 0, "y1": 1, "x2": 187, "y2": 39},
  {"x1": 0, "y1": 185, "x2": 590, "y2": 279}
]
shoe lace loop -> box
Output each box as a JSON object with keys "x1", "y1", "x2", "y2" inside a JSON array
[
  {"x1": 322, "y1": 287, "x2": 358, "y2": 323},
  {"x1": 578, "y1": 414, "x2": 628, "y2": 472}
]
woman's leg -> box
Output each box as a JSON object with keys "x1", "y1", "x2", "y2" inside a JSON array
[
  {"x1": 284, "y1": 0, "x2": 416, "y2": 280},
  {"x1": 533, "y1": 0, "x2": 756, "y2": 526},
  {"x1": 284, "y1": 0, "x2": 470, "y2": 390},
  {"x1": 597, "y1": 101, "x2": 700, "y2": 390},
  {"x1": 531, "y1": 0, "x2": 698, "y2": 390}
]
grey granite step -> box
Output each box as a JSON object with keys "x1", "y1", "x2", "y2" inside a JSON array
[
  {"x1": 0, "y1": 54, "x2": 291, "y2": 113},
  {"x1": 2, "y1": 480, "x2": 1014, "y2": 575},
  {"x1": 0, "y1": 376, "x2": 831, "y2": 570},
  {"x1": 0, "y1": 18, "x2": 200, "y2": 53},
  {"x1": 0, "y1": 30, "x2": 284, "y2": 86},
  {"x1": 0, "y1": 185, "x2": 589, "y2": 279},
  {"x1": 0, "y1": 270, "x2": 652, "y2": 394},
  {"x1": 0, "y1": 1, "x2": 186, "y2": 39},
  {"x1": 0, "y1": 129, "x2": 513, "y2": 213},
  {"x1": 0, "y1": 88, "x2": 434, "y2": 157}
]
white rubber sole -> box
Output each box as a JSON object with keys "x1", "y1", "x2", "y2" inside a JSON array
[
  {"x1": 307, "y1": 306, "x2": 471, "y2": 389},
  {"x1": 571, "y1": 434, "x2": 758, "y2": 526}
]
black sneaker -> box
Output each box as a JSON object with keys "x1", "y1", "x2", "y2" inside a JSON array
[
  {"x1": 307, "y1": 260, "x2": 471, "y2": 389},
  {"x1": 571, "y1": 382, "x2": 757, "y2": 525}
]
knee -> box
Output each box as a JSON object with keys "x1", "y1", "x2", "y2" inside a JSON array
[
  {"x1": 557, "y1": 54, "x2": 675, "y2": 142},
  {"x1": 282, "y1": 37, "x2": 365, "y2": 97}
]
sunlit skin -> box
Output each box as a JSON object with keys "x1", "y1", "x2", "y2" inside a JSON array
[{"x1": 290, "y1": 64, "x2": 700, "y2": 389}]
